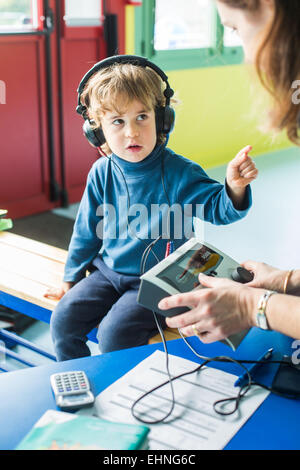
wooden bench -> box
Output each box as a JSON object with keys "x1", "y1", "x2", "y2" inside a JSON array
[{"x1": 0, "y1": 231, "x2": 180, "y2": 346}]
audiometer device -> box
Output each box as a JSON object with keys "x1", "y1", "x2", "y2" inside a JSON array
[{"x1": 137, "y1": 238, "x2": 254, "y2": 350}]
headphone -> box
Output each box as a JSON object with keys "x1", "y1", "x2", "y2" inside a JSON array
[{"x1": 76, "y1": 55, "x2": 175, "y2": 148}]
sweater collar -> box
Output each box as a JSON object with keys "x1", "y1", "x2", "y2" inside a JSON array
[{"x1": 110, "y1": 144, "x2": 164, "y2": 176}]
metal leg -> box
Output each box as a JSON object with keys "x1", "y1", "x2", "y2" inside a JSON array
[
  {"x1": 0, "y1": 342, "x2": 37, "y2": 367},
  {"x1": 0, "y1": 329, "x2": 56, "y2": 361}
]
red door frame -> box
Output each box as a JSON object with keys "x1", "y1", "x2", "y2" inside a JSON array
[
  {"x1": 0, "y1": 0, "x2": 126, "y2": 219},
  {"x1": 0, "y1": 2, "x2": 54, "y2": 219},
  {"x1": 53, "y1": 0, "x2": 127, "y2": 206}
]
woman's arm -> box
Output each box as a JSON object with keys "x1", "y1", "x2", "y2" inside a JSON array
[
  {"x1": 241, "y1": 260, "x2": 300, "y2": 296},
  {"x1": 158, "y1": 274, "x2": 300, "y2": 342}
]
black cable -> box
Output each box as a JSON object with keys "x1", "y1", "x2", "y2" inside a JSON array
[
  {"x1": 117, "y1": 147, "x2": 298, "y2": 423},
  {"x1": 140, "y1": 235, "x2": 162, "y2": 275},
  {"x1": 131, "y1": 326, "x2": 293, "y2": 423},
  {"x1": 160, "y1": 153, "x2": 171, "y2": 241},
  {"x1": 131, "y1": 353, "x2": 253, "y2": 423},
  {"x1": 132, "y1": 311, "x2": 177, "y2": 424},
  {"x1": 103, "y1": 141, "x2": 292, "y2": 423}
]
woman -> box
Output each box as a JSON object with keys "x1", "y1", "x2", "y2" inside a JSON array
[{"x1": 158, "y1": 0, "x2": 300, "y2": 341}]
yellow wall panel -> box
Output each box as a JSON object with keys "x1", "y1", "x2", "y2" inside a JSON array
[
  {"x1": 125, "y1": 5, "x2": 135, "y2": 55},
  {"x1": 166, "y1": 65, "x2": 291, "y2": 168}
]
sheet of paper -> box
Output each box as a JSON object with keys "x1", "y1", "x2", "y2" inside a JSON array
[{"x1": 80, "y1": 350, "x2": 269, "y2": 450}]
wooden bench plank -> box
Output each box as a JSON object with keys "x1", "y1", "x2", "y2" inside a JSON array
[
  {"x1": 0, "y1": 232, "x2": 67, "y2": 264},
  {"x1": 0, "y1": 269, "x2": 58, "y2": 311},
  {"x1": 0, "y1": 243, "x2": 64, "y2": 288}
]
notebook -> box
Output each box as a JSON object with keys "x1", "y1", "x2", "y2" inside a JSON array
[{"x1": 16, "y1": 409, "x2": 149, "y2": 450}]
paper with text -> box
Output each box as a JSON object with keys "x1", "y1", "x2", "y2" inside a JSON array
[{"x1": 79, "y1": 350, "x2": 269, "y2": 450}]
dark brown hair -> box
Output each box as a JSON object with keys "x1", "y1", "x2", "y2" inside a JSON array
[{"x1": 218, "y1": 0, "x2": 300, "y2": 145}]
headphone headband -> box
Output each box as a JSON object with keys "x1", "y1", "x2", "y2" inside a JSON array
[
  {"x1": 76, "y1": 54, "x2": 174, "y2": 116},
  {"x1": 76, "y1": 54, "x2": 175, "y2": 146}
]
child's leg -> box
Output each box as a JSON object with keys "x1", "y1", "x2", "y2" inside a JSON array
[
  {"x1": 50, "y1": 268, "x2": 120, "y2": 361},
  {"x1": 97, "y1": 287, "x2": 167, "y2": 353}
]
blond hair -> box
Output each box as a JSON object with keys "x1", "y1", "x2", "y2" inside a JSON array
[{"x1": 80, "y1": 62, "x2": 173, "y2": 153}]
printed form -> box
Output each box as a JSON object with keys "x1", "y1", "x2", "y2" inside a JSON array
[{"x1": 80, "y1": 350, "x2": 269, "y2": 450}]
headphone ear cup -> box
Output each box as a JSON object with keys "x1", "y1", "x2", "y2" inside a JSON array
[
  {"x1": 83, "y1": 119, "x2": 106, "y2": 147},
  {"x1": 164, "y1": 106, "x2": 175, "y2": 134},
  {"x1": 155, "y1": 106, "x2": 175, "y2": 135}
]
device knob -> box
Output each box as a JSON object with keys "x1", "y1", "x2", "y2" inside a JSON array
[{"x1": 231, "y1": 266, "x2": 254, "y2": 284}]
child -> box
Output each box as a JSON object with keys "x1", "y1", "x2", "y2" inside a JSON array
[{"x1": 46, "y1": 57, "x2": 258, "y2": 361}]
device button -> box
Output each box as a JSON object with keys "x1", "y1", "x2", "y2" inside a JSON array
[{"x1": 231, "y1": 266, "x2": 254, "y2": 284}]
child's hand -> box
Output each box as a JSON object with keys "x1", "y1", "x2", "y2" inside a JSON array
[
  {"x1": 226, "y1": 145, "x2": 258, "y2": 190},
  {"x1": 44, "y1": 282, "x2": 74, "y2": 301}
]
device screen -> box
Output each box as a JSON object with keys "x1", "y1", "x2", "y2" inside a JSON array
[{"x1": 157, "y1": 244, "x2": 223, "y2": 293}]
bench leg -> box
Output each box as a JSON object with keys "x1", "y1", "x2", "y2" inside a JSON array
[
  {"x1": 0, "y1": 341, "x2": 37, "y2": 367},
  {"x1": 0, "y1": 329, "x2": 57, "y2": 371}
]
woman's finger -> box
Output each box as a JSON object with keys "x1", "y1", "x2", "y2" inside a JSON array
[
  {"x1": 165, "y1": 305, "x2": 210, "y2": 329},
  {"x1": 158, "y1": 290, "x2": 203, "y2": 310},
  {"x1": 198, "y1": 273, "x2": 237, "y2": 288},
  {"x1": 240, "y1": 260, "x2": 259, "y2": 272},
  {"x1": 179, "y1": 324, "x2": 223, "y2": 344}
]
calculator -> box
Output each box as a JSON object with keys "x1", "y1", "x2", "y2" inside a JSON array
[{"x1": 50, "y1": 371, "x2": 95, "y2": 410}]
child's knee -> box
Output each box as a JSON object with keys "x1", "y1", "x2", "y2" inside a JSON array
[
  {"x1": 50, "y1": 296, "x2": 73, "y2": 338},
  {"x1": 97, "y1": 319, "x2": 149, "y2": 353}
]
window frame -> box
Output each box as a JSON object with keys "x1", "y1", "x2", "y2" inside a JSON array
[{"x1": 134, "y1": 0, "x2": 244, "y2": 70}]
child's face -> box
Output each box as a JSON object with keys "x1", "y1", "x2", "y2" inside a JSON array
[{"x1": 100, "y1": 98, "x2": 157, "y2": 162}]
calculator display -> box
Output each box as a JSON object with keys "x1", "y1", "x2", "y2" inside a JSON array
[{"x1": 65, "y1": 394, "x2": 88, "y2": 402}]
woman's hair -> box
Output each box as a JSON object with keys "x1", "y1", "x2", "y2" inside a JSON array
[
  {"x1": 80, "y1": 63, "x2": 173, "y2": 153},
  {"x1": 218, "y1": 0, "x2": 300, "y2": 145}
]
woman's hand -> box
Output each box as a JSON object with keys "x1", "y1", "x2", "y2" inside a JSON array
[
  {"x1": 44, "y1": 281, "x2": 74, "y2": 301},
  {"x1": 158, "y1": 274, "x2": 261, "y2": 343},
  {"x1": 241, "y1": 260, "x2": 287, "y2": 292}
]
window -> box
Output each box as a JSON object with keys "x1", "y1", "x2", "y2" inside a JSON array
[
  {"x1": 0, "y1": 0, "x2": 38, "y2": 31},
  {"x1": 135, "y1": 0, "x2": 244, "y2": 70},
  {"x1": 64, "y1": 0, "x2": 102, "y2": 27},
  {"x1": 154, "y1": 0, "x2": 215, "y2": 51}
]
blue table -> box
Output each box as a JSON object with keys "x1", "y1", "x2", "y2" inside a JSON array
[{"x1": 0, "y1": 328, "x2": 299, "y2": 450}]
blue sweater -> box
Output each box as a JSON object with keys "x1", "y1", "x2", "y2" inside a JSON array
[{"x1": 64, "y1": 145, "x2": 251, "y2": 281}]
